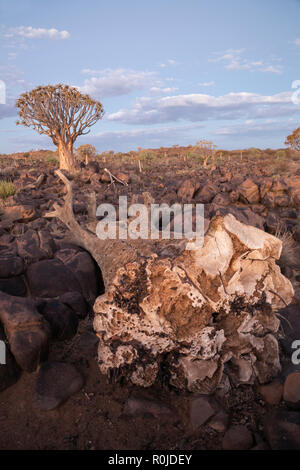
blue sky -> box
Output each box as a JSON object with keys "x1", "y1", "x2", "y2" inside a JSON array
[{"x1": 1, "y1": 0, "x2": 300, "y2": 153}]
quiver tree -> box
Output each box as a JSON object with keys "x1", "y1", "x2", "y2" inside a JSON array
[
  {"x1": 16, "y1": 84, "x2": 104, "y2": 171},
  {"x1": 285, "y1": 127, "x2": 300, "y2": 151},
  {"x1": 45, "y1": 171, "x2": 294, "y2": 392}
]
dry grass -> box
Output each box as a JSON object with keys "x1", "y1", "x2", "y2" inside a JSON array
[
  {"x1": 0, "y1": 180, "x2": 16, "y2": 199},
  {"x1": 275, "y1": 223, "x2": 299, "y2": 270}
]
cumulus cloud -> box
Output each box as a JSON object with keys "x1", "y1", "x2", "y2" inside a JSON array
[
  {"x1": 107, "y1": 91, "x2": 297, "y2": 125},
  {"x1": 79, "y1": 68, "x2": 156, "y2": 98},
  {"x1": 5, "y1": 26, "x2": 70, "y2": 40},
  {"x1": 149, "y1": 86, "x2": 179, "y2": 95},
  {"x1": 210, "y1": 49, "x2": 282, "y2": 74}
]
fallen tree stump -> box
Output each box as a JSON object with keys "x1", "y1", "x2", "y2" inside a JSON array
[{"x1": 46, "y1": 170, "x2": 294, "y2": 393}]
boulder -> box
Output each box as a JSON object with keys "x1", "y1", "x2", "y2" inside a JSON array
[
  {"x1": 238, "y1": 178, "x2": 260, "y2": 204},
  {"x1": 55, "y1": 248, "x2": 103, "y2": 303},
  {"x1": 33, "y1": 361, "x2": 84, "y2": 411},
  {"x1": 0, "y1": 276, "x2": 27, "y2": 297},
  {"x1": 16, "y1": 229, "x2": 51, "y2": 263},
  {"x1": 59, "y1": 291, "x2": 88, "y2": 319},
  {"x1": 0, "y1": 324, "x2": 22, "y2": 392},
  {"x1": 222, "y1": 425, "x2": 253, "y2": 450},
  {"x1": 0, "y1": 255, "x2": 24, "y2": 278},
  {"x1": 93, "y1": 214, "x2": 294, "y2": 392},
  {"x1": 36, "y1": 299, "x2": 78, "y2": 341},
  {"x1": 195, "y1": 183, "x2": 218, "y2": 203},
  {"x1": 283, "y1": 372, "x2": 300, "y2": 408},
  {"x1": 258, "y1": 380, "x2": 283, "y2": 405},
  {"x1": 190, "y1": 396, "x2": 218, "y2": 429},
  {"x1": 264, "y1": 410, "x2": 300, "y2": 450},
  {"x1": 177, "y1": 179, "x2": 199, "y2": 201},
  {"x1": 0, "y1": 292, "x2": 49, "y2": 371},
  {"x1": 26, "y1": 258, "x2": 81, "y2": 298}
]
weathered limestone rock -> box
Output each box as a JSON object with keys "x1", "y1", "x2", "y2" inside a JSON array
[{"x1": 93, "y1": 213, "x2": 293, "y2": 392}]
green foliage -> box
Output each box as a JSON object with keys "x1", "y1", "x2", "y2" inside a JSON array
[{"x1": 0, "y1": 180, "x2": 16, "y2": 199}]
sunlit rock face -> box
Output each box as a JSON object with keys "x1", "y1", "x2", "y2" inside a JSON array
[{"x1": 93, "y1": 214, "x2": 294, "y2": 393}]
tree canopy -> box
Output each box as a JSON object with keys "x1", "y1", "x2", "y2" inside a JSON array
[{"x1": 285, "y1": 127, "x2": 300, "y2": 151}]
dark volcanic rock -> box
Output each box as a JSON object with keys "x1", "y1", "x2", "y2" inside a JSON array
[
  {"x1": 26, "y1": 258, "x2": 81, "y2": 298},
  {"x1": 222, "y1": 425, "x2": 253, "y2": 450},
  {"x1": 36, "y1": 299, "x2": 78, "y2": 341},
  {"x1": 0, "y1": 324, "x2": 22, "y2": 392},
  {"x1": 264, "y1": 410, "x2": 300, "y2": 450},
  {"x1": 190, "y1": 396, "x2": 217, "y2": 429},
  {"x1": 0, "y1": 276, "x2": 27, "y2": 297},
  {"x1": 0, "y1": 254, "x2": 24, "y2": 278},
  {"x1": 0, "y1": 292, "x2": 49, "y2": 371},
  {"x1": 55, "y1": 248, "x2": 103, "y2": 303},
  {"x1": 283, "y1": 372, "x2": 300, "y2": 408},
  {"x1": 123, "y1": 396, "x2": 175, "y2": 419},
  {"x1": 33, "y1": 361, "x2": 84, "y2": 411},
  {"x1": 16, "y1": 229, "x2": 49, "y2": 263},
  {"x1": 279, "y1": 305, "x2": 300, "y2": 356},
  {"x1": 59, "y1": 291, "x2": 88, "y2": 319}
]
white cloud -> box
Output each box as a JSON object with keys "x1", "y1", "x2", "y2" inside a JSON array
[
  {"x1": 79, "y1": 68, "x2": 156, "y2": 98},
  {"x1": 159, "y1": 59, "x2": 179, "y2": 68},
  {"x1": 5, "y1": 26, "x2": 70, "y2": 40},
  {"x1": 215, "y1": 119, "x2": 296, "y2": 138},
  {"x1": 149, "y1": 86, "x2": 179, "y2": 95},
  {"x1": 210, "y1": 49, "x2": 282, "y2": 74},
  {"x1": 293, "y1": 38, "x2": 300, "y2": 46},
  {"x1": 107, "y1": 91, "x2": 298, "y2": 125},
  {"x1": 199, "y1": 81, "x2": 215, "y2": 87}
]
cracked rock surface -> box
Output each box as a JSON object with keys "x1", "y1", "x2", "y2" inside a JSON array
[{"x1": 94, "y1": 214, "x2": 294, "y2": 392}]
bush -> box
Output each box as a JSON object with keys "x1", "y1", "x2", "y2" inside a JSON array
[{"x1": 0, "y1": 180, "x2": 16, "y2": 199}]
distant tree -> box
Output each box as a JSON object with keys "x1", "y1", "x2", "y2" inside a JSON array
[
  {"x1": 77, "y1": 144, "x2": 97, "y2": 164},
  {"x1": 16, "y1": 84, "x2": 104, "y2": 171},
  {"x1": 285, "y1": 127, "x2": 300, "y2": 151},
  {"x1": 193, "y1": 140, "x2": 217, "y2": 167}
]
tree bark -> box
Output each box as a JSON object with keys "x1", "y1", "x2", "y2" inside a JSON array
[{"x1": 58, "y1": 140, "x2": 76, "y2": 172}]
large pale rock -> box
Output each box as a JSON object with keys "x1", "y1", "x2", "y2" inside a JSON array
[{"x1": 93, "y1": 214, "x2": 294, "y2": 392}]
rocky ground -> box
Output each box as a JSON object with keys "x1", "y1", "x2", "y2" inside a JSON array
[{"x1": 0, "y1": 147, "x2": 300, "y2": 450}]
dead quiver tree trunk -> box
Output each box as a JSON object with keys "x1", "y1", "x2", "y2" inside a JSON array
[{"x1": 46, "y1": 171, "x2": 294, "y2": 393}]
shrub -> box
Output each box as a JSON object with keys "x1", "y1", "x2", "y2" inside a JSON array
[{"x1": 0, "y1": 180, "x2": 16, "y2": 199}]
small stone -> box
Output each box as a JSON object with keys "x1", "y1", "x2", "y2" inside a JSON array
[
  {"x1": 123, "y1": 396, "x2": 175, "y2": 419},
  {"x1": 222, "y1": 425, "x2": 253, "y2": 450},
  {"x1": 283, "y1": 372, "x2": 300, "y2": 408},
  {"x1": 259, "y1": 380, "x2": 283, "y2": 405},
  {"x1": 208, "y1": 409, "x2": 229, "y2": 432},
  {"x1": 0, "y1": 255, "x2": 24, "y2": 278},
  {"x1": 264, "y1": 410, "x2": 300, "y2": 450},
  {"x1": 190, "y1": 396, "x2": 217, "y2": 429},
  {"x1": 33, "y1": 361, "x2": 84, "y2": 411}
]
